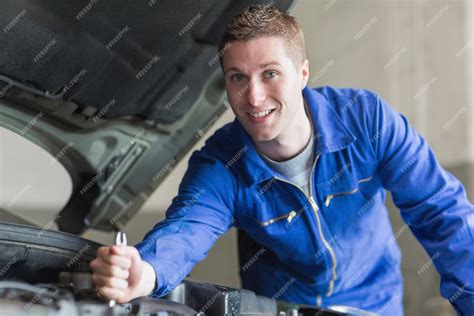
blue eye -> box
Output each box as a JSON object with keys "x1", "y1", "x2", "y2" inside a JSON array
[
  {"x1": 264, "y1": 70, "x2": 278, "y2": 79},
  {"x1": 231, "y1": 74, "x2": 245, "y2": 82}
]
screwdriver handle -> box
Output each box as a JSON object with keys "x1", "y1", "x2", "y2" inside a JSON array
[{"x1": 109, "y1": 232, "x2": 127, "y2": 308}]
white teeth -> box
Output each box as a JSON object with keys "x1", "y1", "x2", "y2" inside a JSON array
[{"x1": 249, "y1": 109, "x2": 272, "y2": 118}]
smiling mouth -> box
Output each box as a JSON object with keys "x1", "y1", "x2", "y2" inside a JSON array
[{"x1": 247, "y1": 109, "x2": 275, "y2": 118}]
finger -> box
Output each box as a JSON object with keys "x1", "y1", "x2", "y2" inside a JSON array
[
  {"x1": 91, "y1": 274, "x2": 128, "y2": 290},
  {"x1": 100, "y1": 254, "x2": 132, "y2": 270},
  {"x1": 94, "y1": 246, "x2": 133, "y2": 270},
  {"x1": 90, "y1": 261, "x2": 129, "y2": 279},
  {"x1": 109, "y1": 245, "x2": 136, "y2": 257},
  {"x1": 96, "y1": 246, "x2": 111, "y2": 260},
  {"x1": 128, "y1": 246, "x2": 142, "y2": 266},
  {"x1": 95, "y1": 285, "x2": 125, "y2": 301}
]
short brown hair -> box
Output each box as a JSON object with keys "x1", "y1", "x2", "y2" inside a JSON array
[{"x1": 218, "y1": 5, "x2": 306, "y2": 67}]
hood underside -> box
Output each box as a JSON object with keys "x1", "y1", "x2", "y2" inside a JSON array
[
  {"x1": 1, "y1": 0, "x2": 293, "y2": 123},
  {"x1": 0, "y1": 0, "x2": 295, "y2": 233}
]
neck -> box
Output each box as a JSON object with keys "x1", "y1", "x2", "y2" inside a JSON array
[{"x1": 255, "y1": 98, "x2": 312, "y2": 162}]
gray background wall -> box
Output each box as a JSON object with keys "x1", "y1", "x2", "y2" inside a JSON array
[{"x1": 1, "y1": 1, "x2": 473, "y2": 315}]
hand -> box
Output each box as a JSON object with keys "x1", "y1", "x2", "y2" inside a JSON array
[{"x1": 90, "y1": 245, "x2": 156, "y2": 304}]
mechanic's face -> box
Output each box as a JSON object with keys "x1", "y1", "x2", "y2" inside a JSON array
[{"x1": 222, "y1": 36, "x2": 309, "y2": 142}]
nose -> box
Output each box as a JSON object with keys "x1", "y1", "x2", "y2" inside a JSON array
[{"x1": 247, "y1": 80, "x2": 266, "y2": 107}]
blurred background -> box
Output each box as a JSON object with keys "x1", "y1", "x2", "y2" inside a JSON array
[{"x1": 1, "y1": 0, "x2": 473, "y2": 315}]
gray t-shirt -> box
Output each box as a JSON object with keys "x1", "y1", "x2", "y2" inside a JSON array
[{"x1": 259, "y1": 131, "x2": 316, "y2": 196}]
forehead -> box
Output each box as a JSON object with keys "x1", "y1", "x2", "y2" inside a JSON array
[{"x1": 222, "y1": 37, "x2": 293, "y2": 69}]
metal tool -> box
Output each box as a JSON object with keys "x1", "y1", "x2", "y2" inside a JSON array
[{"x1": 109, "y1": 231, "x2": 127, "y2": 308}]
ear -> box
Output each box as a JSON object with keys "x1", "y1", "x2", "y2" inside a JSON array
[{"x1": 300, "y1": 58, "x2": 309, "y2": 89}]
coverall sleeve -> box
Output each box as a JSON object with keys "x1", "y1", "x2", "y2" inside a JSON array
[
  {"x1": 134, "y1": 149, "x2": 236, "y2": 297},
  {"x1": 371, "y1": 94, "x2": 474, "y2": 315}
]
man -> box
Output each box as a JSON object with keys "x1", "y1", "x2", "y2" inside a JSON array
[{"x1": 90, "y1": 5, "x2": 474, "y2": 314}]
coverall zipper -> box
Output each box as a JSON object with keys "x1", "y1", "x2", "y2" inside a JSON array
[
  {"x1": 273, "y1": 155, "x2": 338, "y2": 298},
  {"x1": 255, "y1": 210, "x2": 298, "y2": 227},
  {"x1": 324, "y1": 176, "x2": 374, "y2": 207}
]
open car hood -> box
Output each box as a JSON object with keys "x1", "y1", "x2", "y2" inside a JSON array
[{"x1": 0, "y1": 0, "x2": 295, "y2": 233}]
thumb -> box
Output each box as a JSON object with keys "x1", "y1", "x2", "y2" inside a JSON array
[{"x1": 109, "y1": 245, "x2": 129, "y2": 256}]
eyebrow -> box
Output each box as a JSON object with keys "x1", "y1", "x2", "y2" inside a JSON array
[
  {"x1": 259, "y1": 61, "x2": 281, "y2": 68},
  {"x1": 224, "y1": 61, "x2": 282, "y2": 75}
]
